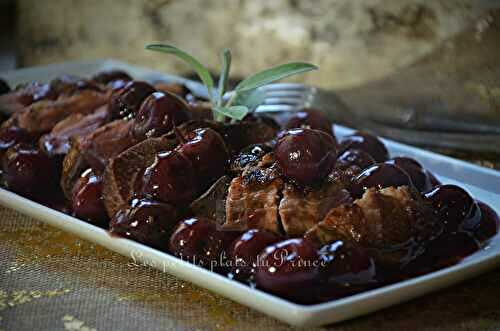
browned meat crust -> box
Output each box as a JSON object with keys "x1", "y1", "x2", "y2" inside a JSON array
[
  {"x1": 16, "y1": 90, "x2": 108, "y2": 134},
  {"x1": 60, "y1": 119, "x2": 136, "y2": 199},
  {"x1": 79, "y1": 119, "x2": 136, "y2": 173},
  {"x1": 279, "y1": 183, "x2": 352, "y2": 236},
  {"x1": 224, "y1": 176, "x2": 283, "y2": 233},
  {"x1": 0, "y1": 82, "x2": 55, "y2": 115},
  {"x1": 39, "y1": 105, "x2": 110, "y2": 156},
  {"x1": 304, "y1": 186, "x2": 438, "y2": 268}
]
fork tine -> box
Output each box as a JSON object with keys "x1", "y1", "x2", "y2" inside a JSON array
[
  {"x1": 255, "y1": 104, "x2": 302, "y2": 113},
  {"x1": 263, "y1": 97, "x2": 307, "y2": 105},
  {"x1": 262, "y1": 91, "x2": 309, "y2": 98},
  {"x1": 258, "y1": 83, "x2": 311, "y2": 92}
]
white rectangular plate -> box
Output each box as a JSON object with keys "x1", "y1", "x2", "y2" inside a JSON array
[{"x1": 1, "y1": 60, "x2": 499, "y2": 327}]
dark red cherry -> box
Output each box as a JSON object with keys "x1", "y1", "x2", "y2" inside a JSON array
[
  {"x1": 109, "y1": 81, "x2": 156, "y2": 119},
  {"x1": 141, "y1": 150, "x2": 198, "y2": 205},
  {"x1": 132, "y1": 91, "x2": 190, "y2": 140},
  {"x1": 339, "y1": 132, "x2": 388, "y2": 162},
  {"x1": 0, "y1": 79, "x2": 10, "y2": 95},
  {"x1": 168, "y1": 217, "x2": 239, "y2": 270},
  {"x1": 91, "y1": 70, "x2": 132, "y2": 85},
  {"x1": 228, "y1": 229, "x2": 282, "y2": 281},
  {"x1": 0, "y1": 126, "x2": 35, "y2": 158},
  {"x1": 350, "y1": 163, "x2": 413, "y2": 197},
  {"x1": 179, "y1": 128, "x2": 229, "y2": 185},
  {"x1": 71, "y1": 169, "x2": 108, "y2": 226},
  {"x1": 255, "y1": 238, "x2": 322, "y2": 303},
  {"x1": 471, "y1": 202, "x2": 499, "y2": 242},
  {"x1": 109, "y1": 198, "x2": 180, "y2": 249},
  {"x1": 2, "y1": 144, "x2": 59, "y2": 197},
  {"x1": 274, "y1": 128, "x2": 337, "y2": 186},
  {"x1": 424, "y1": 184, "x2": 475, "y2": 233},
  {"x1": 285, "y1": 108, "x2": 334, "y2": 136},
  {"x1": 319, "y1": 241, "x2": 376, "y2": 286},
  {"x1": 315, "y1": 241, "x2": 377, "y2": 300},
  {"x1": 336, "y1": 149, "x2": 375, "y2": 171},
  {"x1": 427, "y1": 171, "x2": 441, "y2": 187},
  {"x1": 405, "y1": 232, "x2": 479, "y2": 275},
  {"x1": 385, "y1": 157, "x2": 432, "y2": 192}
]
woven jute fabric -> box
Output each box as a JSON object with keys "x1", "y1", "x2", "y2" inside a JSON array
[{"x1": 1, "y1": 157, "x2": 500, "y2": 331}]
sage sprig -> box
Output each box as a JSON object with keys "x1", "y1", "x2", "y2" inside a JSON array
[{"x1": 146, "y1": 43, "x2": 318, "y2": 122}]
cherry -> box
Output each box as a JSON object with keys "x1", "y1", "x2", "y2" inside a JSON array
[
  {"x1": 255, "y1": 238, "x2": 322, "y2": 303},
  {"x1": 168, "y1": 217, "x2": 239, "y2": 270},
  {"x1": 109, "y1": 198, "x2": 179, "y2": 249},
  {"x1": 319, "y1": 241, "x2": 376, "y2": 285},
  {"x1": 91, "y1": 70, "x2": 132, "y2": 85},
  {"x1": 427, "y1": 171, "x2": 441, "y2": 187},
  {"x1": 424, "y1": 184, "x2": 475, "y2": 233},
  {"x1": 0, "y1": 126, "x2": 35, "y2": 158},
  {"x1": 109, "y1": 81, "x2": 156, "y2": 119},
  {"x1": 179, "y1": 128, "x2": 229, "y2": 185},
  {"x1": 2, "y1": 144, "x2": 59, "y2": 197},
  {"x1": 336, "y1": 149, "x2": 375, "y2": 171},
  {"x1": 471, "y1": 202, "x2": 499, "y2": 242},
  {"x1": 385, "y1": 157, "x2": 432, "y2": 192},
  {"x1": 285, "y1": 108, "x2": 334, "y2": 136},
  {"x1": 71, "y1": 169, "x2": 108, "y2": 226},
  {"x1": 227, "y1": 229, "x2": 282, "y2": 281},
  {"x1": 350, "y1": 163, "x2": 413, "y2": 197},
  {"x1": 0, "y1": 79, "x2": 10, "y2": 95},
  {"x1": 316, "y1": 241, "x2": 377, "y2": 299},
  {"x1": 141, "y1": 150, "x2": 198, "y2": 205},
  {"x1": 274, "y1": 128, "x2": 337, "y2": 186},
  {"x1": 339, "y1": 131, "x2": 389, "y2": 162},
  {"x1": 132, "y1": 91, "x2": 190, "y2": 140},
  {"x1": 404, "y1": 232, "x2": 479, "y2": 275}
]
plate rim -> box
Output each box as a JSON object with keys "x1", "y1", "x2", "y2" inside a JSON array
[{"x1": 1, "y1": 59, "x2": 499, "y2": 327}]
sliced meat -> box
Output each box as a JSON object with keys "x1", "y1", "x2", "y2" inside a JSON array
[
  {"x1": 240, "y1": 153, "x2": 281, "y2": 185},
  {"x1": 39, "y1": 105, "x2": 110, "y2": 156},
  {"x1": 279, "y1": 183, "x2": 352, "y2": 236},
  {"x1": 61, "y1": 137, "x2": 89, "y2": 199},
  {"x1": 190, "y1": 175, "x2": 231, "y2": 221},
  {"x1": 16, "y1": 90, "x2": 108, "y2": 134},
  {"x1": 0, "y1": 82, "x2": 54, "y2": 115},
  {"x1": 61, "y1": 119, "x2": 136, "y2": 199},
  {"x1": 304, "y1": 186, "x2": 438, "y2": 268},
  {"x1": 229, "y1": 144, "x2": 273, "y2": 175},
  {"x1": 80, "y1": 119, "x2": 136, "y2": 173},
  {"x1": 0, "y1": 77, "x2": 103, "y2": 116},
  {"x1": 102, "y1": 135, "x2": 177, "y2": 218},
  {"x1": 224, "y1": 177, "x2": 283, "y2": 233}
]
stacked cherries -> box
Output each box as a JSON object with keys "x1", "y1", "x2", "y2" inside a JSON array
[
  {"x1": 141, "y1": 127, "x2": 229, "y2": 204},
  {"x1": 112, "y1": 127, "x2": 228, "y2": 247},
  {"x1": 77, "y1": 79, "x2": 191, "y2": 227}
]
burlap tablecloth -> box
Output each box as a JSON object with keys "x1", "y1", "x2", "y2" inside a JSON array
[{"x1": 1, "y1": 154, "x2": 500, "y2": 331}]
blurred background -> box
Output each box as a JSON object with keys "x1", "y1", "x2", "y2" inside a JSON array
[{"x1": 1, "y1": 0, "x2": 499, "y2": 162}]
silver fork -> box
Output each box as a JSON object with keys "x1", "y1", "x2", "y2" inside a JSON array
[{"x1": 253, "y1": 83, "x2": 500, "y2": 154}]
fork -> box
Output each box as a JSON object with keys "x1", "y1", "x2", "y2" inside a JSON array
[{"x1": 252, "y1": 83, "x2": 500, "y2": 154}]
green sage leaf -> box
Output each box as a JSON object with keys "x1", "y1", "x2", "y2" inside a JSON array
[
  {"x1": 233, "y1": 88, "x2": 265, "y2": 112},
  {"x1": 217, "y1": 48, "x2": 231, "y2": 106},
  {"x1": 214, "y1": 105, "x2": 249, "y2": 121},
  {"x1": 234, "y1": 62, "x2": 317, "y2": 93},
  {"x1": 146, "y1": 43, "x2": 214, "y2": 100}
]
